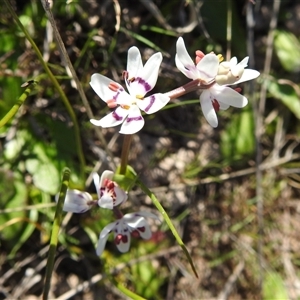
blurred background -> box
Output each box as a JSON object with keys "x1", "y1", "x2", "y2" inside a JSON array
[{"x1": 1, "y1": 0, "x2": 300, "y2": 299}]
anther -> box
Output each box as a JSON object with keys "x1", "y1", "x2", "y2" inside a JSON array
[
  {"x1": 107, "y1": 99, "x2": 117, "y2": 108},
  {"x1": 108, "y1": 82, "x2": 120, "y2": 92},
  {"x1": 121, "y1": 104, "x2": 130, "y2": 110}
]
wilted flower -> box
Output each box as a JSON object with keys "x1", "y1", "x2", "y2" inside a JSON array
[
  {"x1": 90, "y1": 47, "x2": 169, "y2": 134},
  {"x1": 175, "y1": 37, "x2": 260, "y2": 127},
  {"x1": 56, "y1": 170, "x2": 127, "y2": 213},
  {"x1": 96, "y1": 211, "x2": 159, "y2": 256}
]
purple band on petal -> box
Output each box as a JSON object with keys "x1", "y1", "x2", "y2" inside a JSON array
[
  {"x1": 136, "y1": 77, "x2": 151, "y2": 92},
  {"x1": 144, "y1": 95, "x2": 155, "y2": 113},
  {"x1": 112, "y1": 110, "x2": 123, "y2": 121},
  {"x1": 126, "y1": 116, "x2": 143, "y2": 122}
]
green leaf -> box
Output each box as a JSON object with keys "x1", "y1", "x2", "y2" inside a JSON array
[
  {"x1": 274, "y1": 30, "x2": 300, "y2": 72},
  {"x1": 221, "y1": 109, "x2": 255, "y2": 161},
  {"x1": 4, "y1": 129, "x2": 29, "y2": 161},
  {"x1": 26, "y1": 158, "x2": 60, "y2": 195},
  {"x1": 263, "y1": 272, "x2": 289, "y2": 300},
  {"x1": 266, "y1": 78, "x2": 300, "y2": 119},
  {"x1": 137, "y1": 178, "x2": 199, "y2": 278}
]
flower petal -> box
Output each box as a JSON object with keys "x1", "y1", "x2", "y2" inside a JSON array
[
  {"x1": 98, "y1": 192, "x2": 114, "y2": 209},
  {"x1": 212, "y1": 85, "x2": 248, "y2": 108},
  {"x1": 90, "y1": 74, "x2": 128, "y2": 104},
  {"x1": 115, "y1": 232, "x2": 131, "y2": 253},
  {"x1": 92, "y1": 172, "x2": 101, "y2": 199},
  {"x1": 219, "y1": 102, "x2": 230, "y2": 110},
  {"x1": 136, "y1": 220, "x2": 152, "y2": 240},
  {"x1": 196, "y1": 53, "x2": 219, "y2": 82},
  {"x1": 96, "y1": 221, "x2": 117, "y2": 256},
  {"x1": 56, "y1": 189, "x2": 93, "y2": 213},
  {"x1": 90, "y1": 106, "x2": 129, "y2": 128},
  {"x1": 99, "y1": 170, "x2": 114, "y2": 188},
  {"x1": 119, "y1": 106, "x2": 144, "y2": 134},
  {"x1": 238, "y1": 56, "x2": 249, "y2": 68},
  {"x1": 233, "y1": 69, "x2": 260, "y2": 85},
  {"x1": 114, "y1": 221, "x2": 131, "y2": 253},
  {"x1": 175, "y1": 37, "x2": 198, "y2": 79},
  {"x1": 124, "y1": 211, "x2": 160, "y2": 222},
  {"x1": 137, "y1": 93, "x2": 169, "y2": 114},
  {"x1": 127, "y1": 46, "x2": 143, "y2": 80},
  {"x1": 229, "y1": 57, "x2": 238, "y2": 67},
  {"x1": 200, "y1": 91, "x2": 218, "y2": 128},
  {"x1": 114, "y1": 187, "x2": 128, "y2": 205},
  {"x1": 135, "y1": 52, "x2": 162, "y2": 94}
]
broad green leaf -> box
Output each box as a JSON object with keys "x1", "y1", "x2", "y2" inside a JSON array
[
  {"x1": 26, "y1": 159, "x2": 60, "y2": 195},
  {"x1": 274, "y1": 30, "x2": 300, "y2": 72},
  {"x1": 4, "y1": 129, "x2": 30, "y2": 161},
  {"x1": 221, "y1": 109, "x2": 255, "y2": 161},
  {"x1": 266, "y1": 78, "x2": 300, "y2": 119}
]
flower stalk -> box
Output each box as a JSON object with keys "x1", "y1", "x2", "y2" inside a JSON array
[
  {"x1": 164, "y1": 79, "x2": 216, "y2": 100},
  {"x1": 119, "y1": 135, "x2": 133, "y2": 175},
  {"x1": 43, "y1": 168, "x2": 71, "y2": 300}
]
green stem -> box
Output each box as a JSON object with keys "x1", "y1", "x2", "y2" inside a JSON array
[
  {"x1": 43, "y1": 168, "x2": 71, "y2": 300},
  {"x1": 119, "y1": 135, "x2": 133, "y2": 175},
  {"x1": 4, "y1": 0, "x2": 85, "y2": 179},
  {"x1": 40, "y1": 0, "x2": 115, "y2": 169},
  {"x1": 137, "y1": 179, "x2": 199, "y2": 278},
  {"x1": 0, "y1": 82, "x2": 37, "y2": 128}
]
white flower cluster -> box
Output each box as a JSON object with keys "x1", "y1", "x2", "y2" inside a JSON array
[
  {"x1": 56, "y1": 171, "x2": 158, "y2": 256},
  {"x1": 57, "y1": 37, "x2": 260, "y2": 257},
  {"x1": 90, "y1": 37, "x2": 259, "y2": 132}
]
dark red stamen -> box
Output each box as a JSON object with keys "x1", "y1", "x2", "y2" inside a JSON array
[
  {"x1": 131, "y1": 230, "x2": 140, "y2": 238},
  {"x1": 115, "y1": 234, "x2": 128, "y2": 245},
  {"x1": 212, "y1": 99, "x2": 220, "y2": 112}
]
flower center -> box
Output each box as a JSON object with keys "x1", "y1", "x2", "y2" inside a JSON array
[{"x1": 115, "y1": 234, "x2": 128, "y2": 245}]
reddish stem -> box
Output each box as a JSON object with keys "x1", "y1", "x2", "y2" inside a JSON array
[{"x1": 164, "y1": 79, "x2": 216, "y2": 100}]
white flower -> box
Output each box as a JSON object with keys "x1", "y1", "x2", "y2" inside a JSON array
[
  {"x1": 96, "y1": 211, "x2": 159, "y2": 256},
  {"x1": 93, "y1": 170, "x2": 127, "y2": 209},
  {"x1": 56, "y1": 170, "x2": 127, "y2": 213},
  {"x1": 175, "y1": 37, "x2": 260, "y2": 128},
  {"x1": 200, "y1": 84, "x2": 248, "y2": 128},
  {"x1": 90, "y1": 47, "x2": 170, "y2": 134},
  {"x1": 175, "y1": 37, "x2": 219, "y2": 82},
  {"x1": 201, "y1": 60, "x2": 260, "y2": 128}
]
